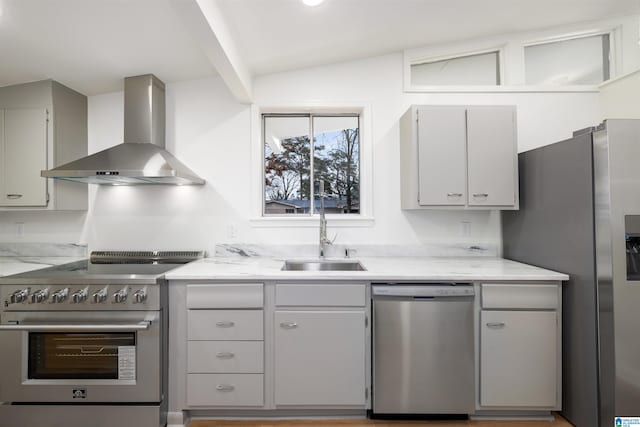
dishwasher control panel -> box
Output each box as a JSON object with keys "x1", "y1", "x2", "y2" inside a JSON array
[{"x1": 372, "y1": 283, "x2": 474, "y2": 298}]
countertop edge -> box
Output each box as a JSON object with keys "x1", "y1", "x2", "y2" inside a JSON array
[{"x1": 166, "y1": 274, "x2": 569, "y2": 281}]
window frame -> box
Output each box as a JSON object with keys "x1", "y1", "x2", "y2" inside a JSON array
[
  {"x1": 522, "y1": 30, "x2": 612, "y2": 85},
  {"x1": 408, "y1": 47, "x2": 504, "y2": 88},
  {"x1": 250, "y1": 103, "x2": 374, "y2": 228},
  {"x1": 261, "y1": 112, "x2": 361, "y2": 217},
  {"x1": 403, "y1": 22, "x2": 621, "y2": 93}
]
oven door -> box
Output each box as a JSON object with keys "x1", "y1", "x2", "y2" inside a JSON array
[{"x1": 0, "y1": 311, "x2": 162, "y2": 403}]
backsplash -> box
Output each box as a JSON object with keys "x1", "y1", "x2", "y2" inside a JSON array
[
  {"x1": 0, "y1": 242, "x2": 87, "y2": 257},
  {"x1": 215, "y1": 243, "x2": 499, "y2": 258}
]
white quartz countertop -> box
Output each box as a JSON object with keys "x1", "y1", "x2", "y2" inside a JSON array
[
  {"x1": 165, "y1": 256, "x2": 569, "y2": 282},
  {"x1": 0, "y1": 257, "x2": 83, "y2": 277}
]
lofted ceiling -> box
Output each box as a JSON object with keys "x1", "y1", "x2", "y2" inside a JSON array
[
  {"x1": 0, "y1": 0, "x2": 638, "y2": 96},
  {"x1": 217, "y1": 0, "x2": 640, "y2": 75},
  {"x1": 0, "y1": 0, "x2": 215, "y2": 95}
]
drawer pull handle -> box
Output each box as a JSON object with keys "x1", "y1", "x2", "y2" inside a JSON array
[
  {"x1": 473, "y1": 193, "x2": 489, "y2": 198},
  {"x1": 216, "y1": 352, "x2": 235, "y2": 359},
  {"x1": 215, "y1": 321, "x2": 235, "y2": 328},
  {"x1": 280, "y1": 321, "x2": 298, "y2": 329},
  {"x1": 216, "y1": 384, "x2": 235, "y2": 392},
  {"x1": 486, "y1": 322, "x2": 505, "y2": 329},
  {"x1": 447, "y1": 193, "x2": 463, "y2": 197},
  {"x1": 6, "y1": 194, "x2": 22, "y2": 199}
]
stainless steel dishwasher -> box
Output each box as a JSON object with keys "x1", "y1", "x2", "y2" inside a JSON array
[{"x1": 372, "y1": 283, "x2": 475, "y2": 416}]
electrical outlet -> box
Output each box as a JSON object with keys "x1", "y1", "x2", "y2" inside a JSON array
[
  {"x1": 226, "y1": 224, "x2": 238, "y2": 239},
  {"x1": 15, "y1": 222, "x2": 24, "y2": 238},
  {"x1": 459, "y1": 221, "x2": 471, "y2": 237}
]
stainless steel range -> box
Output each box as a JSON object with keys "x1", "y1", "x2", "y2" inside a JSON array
[{"x1": 0, "y1": 251, "x2": 203, "y2": 427}]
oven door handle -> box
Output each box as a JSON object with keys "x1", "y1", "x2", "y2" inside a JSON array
[{"x1": 0, "y1": 321, "x2": 151, "y2": 332}]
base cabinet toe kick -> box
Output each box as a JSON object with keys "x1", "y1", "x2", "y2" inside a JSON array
[{"x1": 168, "y1": 280, "x2": 562, "y2": 424}]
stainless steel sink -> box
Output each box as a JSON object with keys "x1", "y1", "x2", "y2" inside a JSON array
[{"x1": 281, "y1": 260, "x2": 367, "y2": 271}]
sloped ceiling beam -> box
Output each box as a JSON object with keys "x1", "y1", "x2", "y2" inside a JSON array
[{"x1": 170, "y1": 0, "x2": 253, "y2": 103}]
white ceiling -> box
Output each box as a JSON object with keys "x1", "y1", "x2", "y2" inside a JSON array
[
  {"x1": 0, "y1": 0, "x2": 638, "y2": 95},
  {"x1": 217, "y1": 0, "x2": 640, "y2": 75},
  {"x1": 0, "y1": 0, "x2": 215, "y2": 95}
]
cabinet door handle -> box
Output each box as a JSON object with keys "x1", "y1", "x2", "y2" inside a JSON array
[
  {"x1": 215, "y1": 352, "x2": 235, "y2": 359},
  {"x1": 6, "y1": 194, "x2": 22, "y2": 199},
  {"x1": 215, "y1": 384, "x2": 235, "y2": 392},
  {"x1": 486, "y1": 322, "x2": 505, "y2": 329},
  {"x1": 215, "y1": 321, "x2": 235, "y2": 328},
  {"x1": 280, "y1": 321, "x2": 298, "y2": 329},
  {"x1": 473, "y1": 193, "x2": 489, "y2": 198},
  {"x1": 447, "y1": 193, "x2": 463, "y2": 197}
]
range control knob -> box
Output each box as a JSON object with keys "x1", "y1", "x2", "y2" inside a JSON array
[
  {"x1": 51, "y1": 288, "x2": 69, "y2": 304},
  {"x1": 30, "y1": 289, "x2": 49, "y2": 304},
  {"x1": 10, "y1": 288, "x2": 30, "y2": 304},
  {"x1": 71, "y1": 289, "x2": 88, "y2": 304},
  {"x1": 92, "y1": 289, "x2": 108, "y2": 304},
  {"x1": 113, "y1": 289, "x2": 128, "y2": 304},
  {"x1": 133, "y1": 290, "x2": 147, "y2": 304}
]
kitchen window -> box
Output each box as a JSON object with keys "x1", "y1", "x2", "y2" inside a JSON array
[
  {"x1": 524, "y1": 33, "x2": 611, "y2": 85},
  {"x1": 263, "y1": 114, "x2": 360, "y2": 216},
  {"x1": 410, "y1": 50, "x2": 501, "y2": 86},
  {"x1": 404, "y1": 20, "x2": 622, "y2": 92}
]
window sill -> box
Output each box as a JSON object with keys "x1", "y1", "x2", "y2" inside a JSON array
[
  {"x1": 249, "y1": 216, "x2": 375, "y2": 228},
  {"x1": 403, "y1": 84, "x2": 601, "y2": 93}
]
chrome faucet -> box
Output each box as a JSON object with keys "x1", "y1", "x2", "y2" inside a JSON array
[{"x1": 318, "y1": 181, "x2": 333, "y2": 258}]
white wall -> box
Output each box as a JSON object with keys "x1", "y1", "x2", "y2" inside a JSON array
[
  {"x1": 600, "y1": 69, "x2": 640, "y2": 119},
  {"x1": 0, "y1": 51, "x2": 604, "y2": 254}
]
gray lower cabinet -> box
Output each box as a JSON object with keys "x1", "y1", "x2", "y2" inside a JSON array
[
  {"x1": 274, "y1": 310, "x2": 366, "y2": 406},
  {"x1": 478, "y1": 283, "x2": 561, "y2": 410},
  {"x1": 185, "y1": 284, "x2": 265, "y2": 408},
  {"x1": 273, "y1": 283, "x2": 368, "y2": 407},
  {"x1": 480, "y1": 310, "x2": 557, "y2": 407}
]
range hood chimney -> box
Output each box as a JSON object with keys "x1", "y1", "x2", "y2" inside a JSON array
[{"x1": 41, "y1": 74, "x2": 205, "y2": 185}]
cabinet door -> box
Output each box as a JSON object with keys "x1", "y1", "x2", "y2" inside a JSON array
[
  {"x1": 467, "y1": 106, "x2": 516, "y2": 207},
  {"x1": 416, "y1": 106, "x2": 467, "y2": 206},
  {"x1": 1, "y1": 108, "x2": 48, "y2": 206},
  {"x1": 480, "y1": 310, "x2": 557, "y2": 407},
  {"x1": 274, "y1": 310, "x2": 366, "y2": 406}
]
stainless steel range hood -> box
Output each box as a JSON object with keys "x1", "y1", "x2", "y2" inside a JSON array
[{"x1": 41, "y1": 74, "x2": 205, "y2": 185}]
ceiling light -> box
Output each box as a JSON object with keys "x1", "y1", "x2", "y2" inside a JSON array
[{"x1": 302, "y1": 0, "x2": 325, "y2": 6}]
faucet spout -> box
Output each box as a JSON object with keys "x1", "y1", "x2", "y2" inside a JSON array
[{"x1": 318, "y1": 180, "x2": 331, "y2": 258}]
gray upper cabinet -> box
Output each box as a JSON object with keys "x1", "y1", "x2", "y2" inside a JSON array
[
  {"x1": 467, "y1": 106, "x2": 517, "y2": 207},
  {"x1": 0, "y1": 80, "x2": 87, "y2": 210},
  {"x1": 0, "y1": 108, "x2": 48, "y2": 206},
  {"x1": 400, "y1": 105, "x2": 519, "y2": 210},
  {"x1": 416, "y1": 106, "x2": 467, "y2": 206}
]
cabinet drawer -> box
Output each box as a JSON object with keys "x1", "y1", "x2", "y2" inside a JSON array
[
  {"x1": 188, "y1": 341, "x2": 263, "y2": 373},
  {"x1": 187, "y1": 374, "x2": 264, "y2": 407},
  {"x1": 186, "y1": 284, "x2": 263, "y2": 309},
  {"x1": 482, "y1": 284, "x2": 558, "y2": 309},
  {"x1": 188, "y1": 310, "x2": 263, "y2": 340},
  {"x1": 275, "y1": 284, "x2": 366, "y2": 307}
]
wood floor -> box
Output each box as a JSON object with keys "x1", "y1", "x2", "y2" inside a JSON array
[{"x1": 189, "y1": 414, "x2": 573, "y2": 427}]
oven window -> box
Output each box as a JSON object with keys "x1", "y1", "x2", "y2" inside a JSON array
[{"x1": 28, "y1": 333, "x2": 136, "y2": 380}]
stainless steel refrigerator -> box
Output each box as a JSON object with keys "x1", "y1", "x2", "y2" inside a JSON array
[{"x1": 502, "y1": 119, "x2": 640, "y2": 427}]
